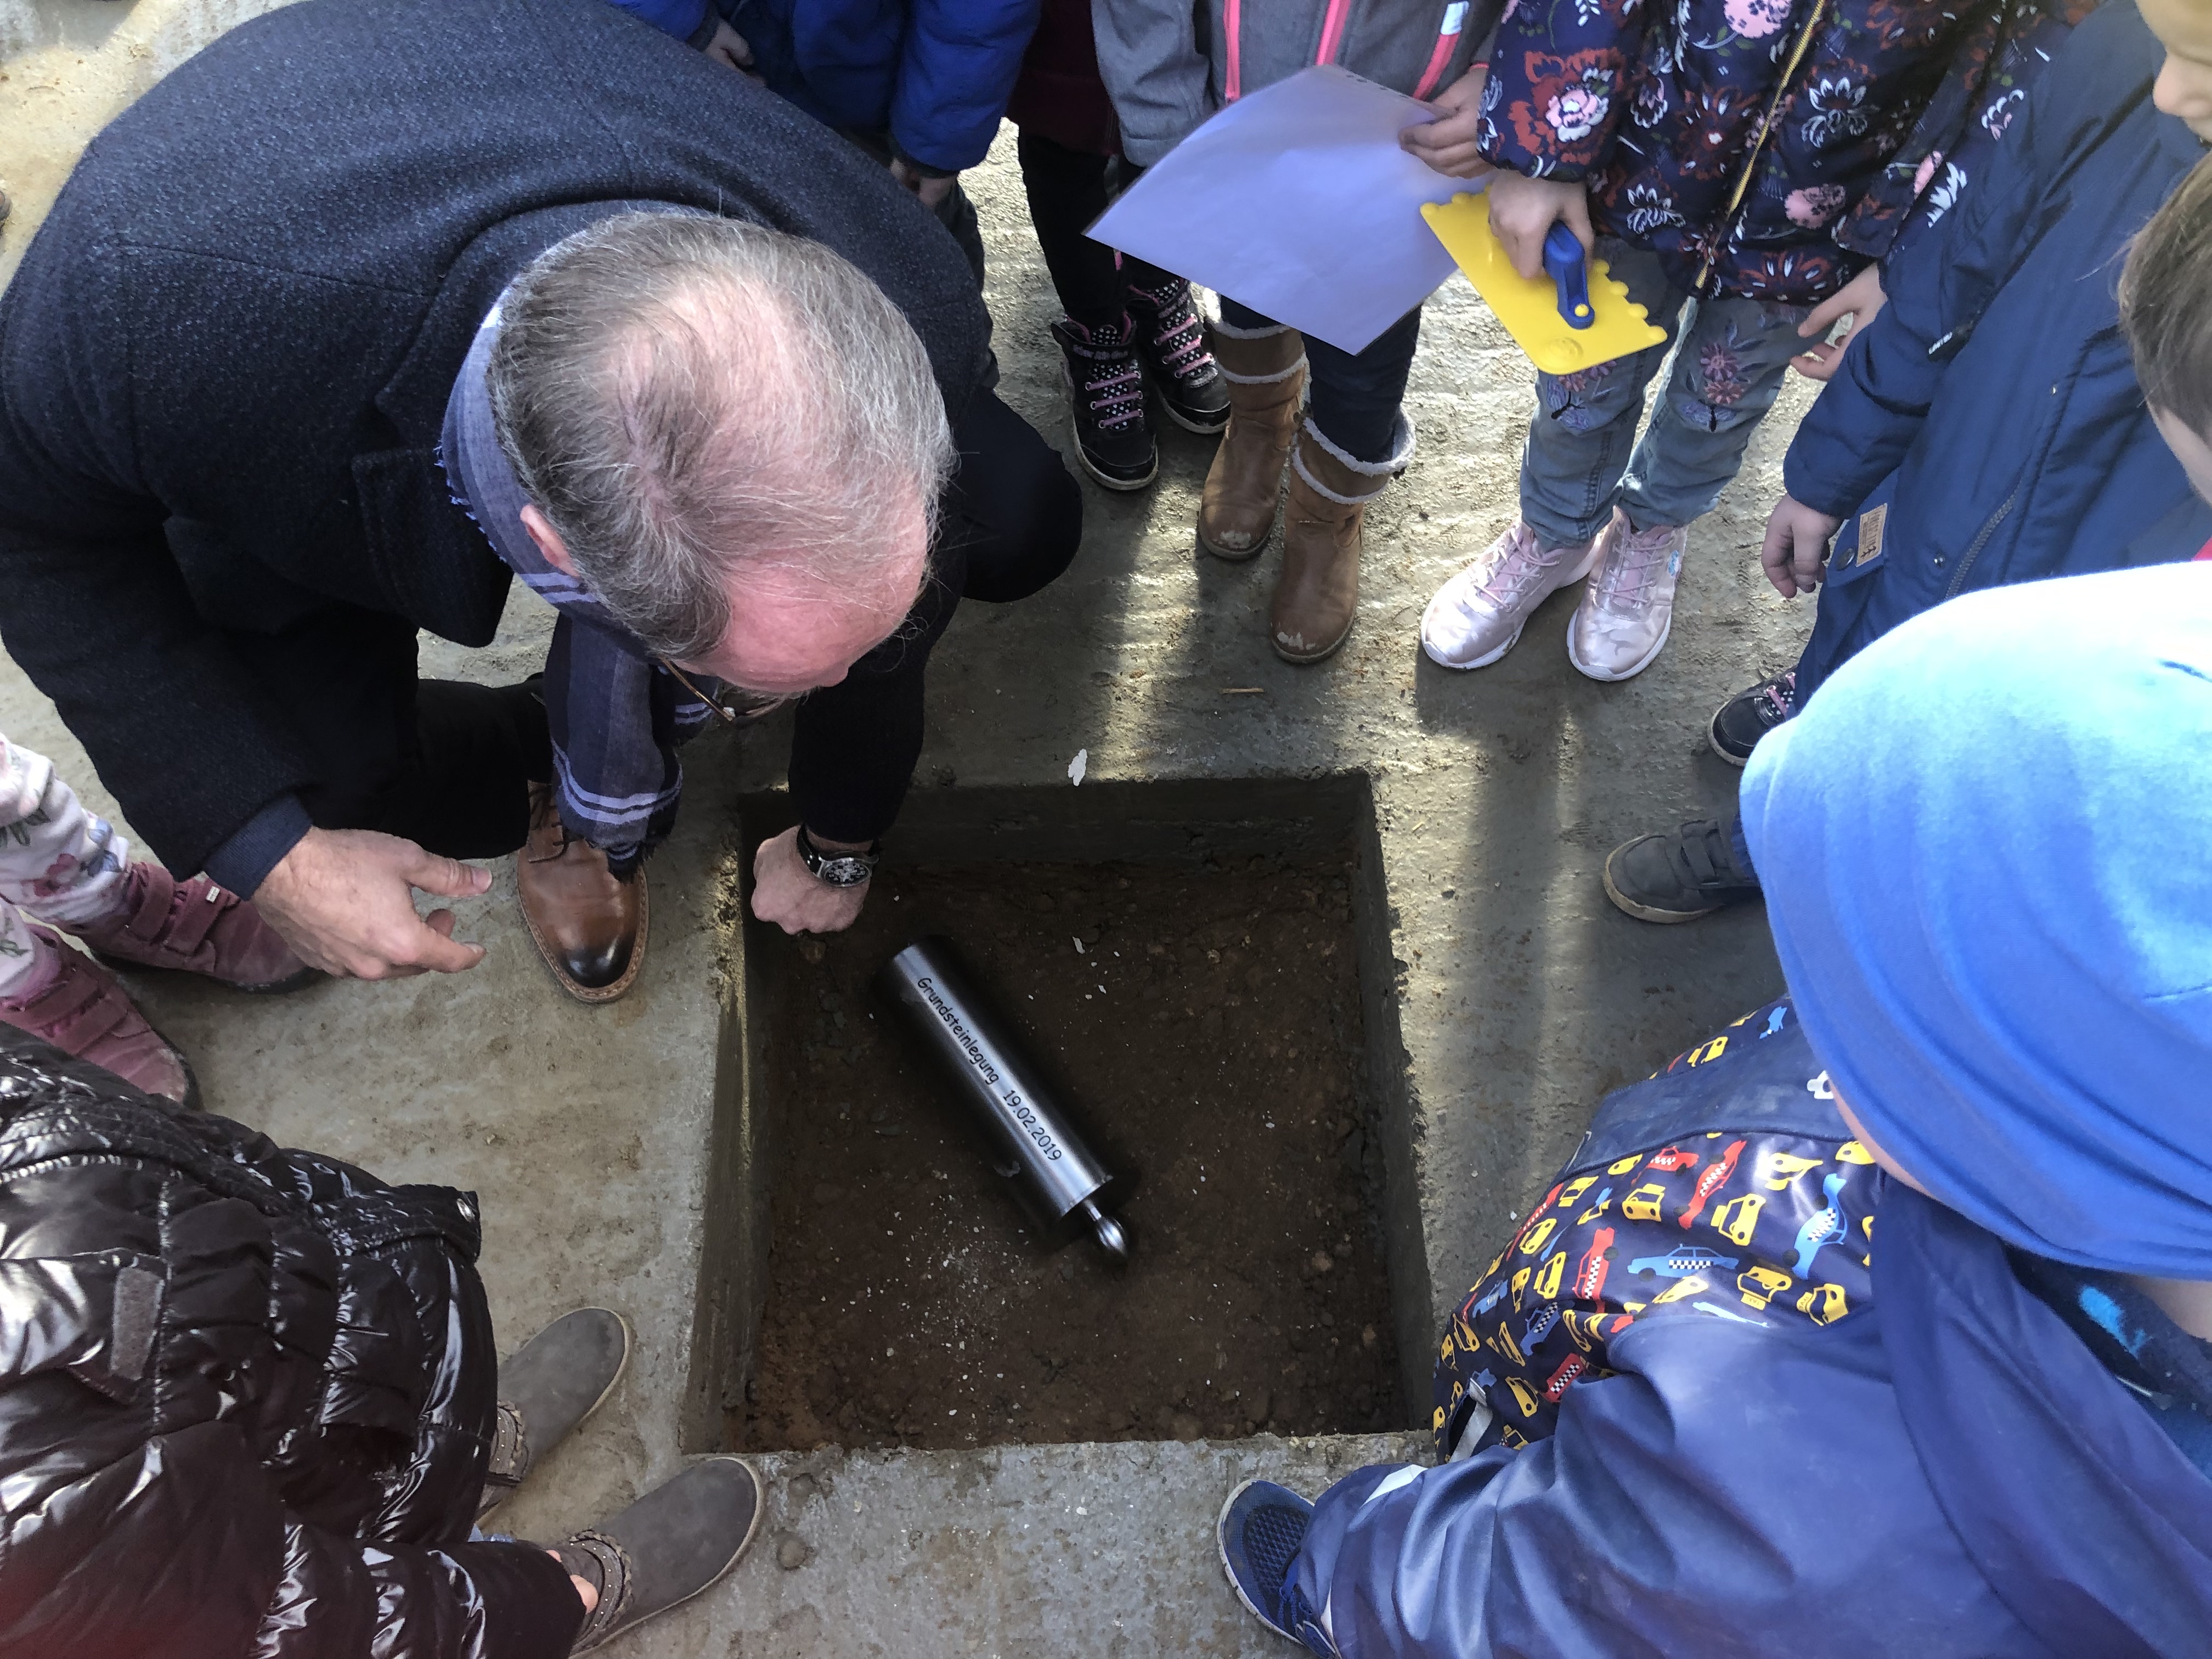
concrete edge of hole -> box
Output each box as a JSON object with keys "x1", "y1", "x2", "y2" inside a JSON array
[
  {"x1": 687, "y1": 772, "x2": 1436, "y2": 1451},
  {"x1": 1347, "y1": 777, "x2": 1433, "y2": 1424}
]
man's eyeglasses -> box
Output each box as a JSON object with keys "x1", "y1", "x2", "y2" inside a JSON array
[{"x1": 659, "y1": 659, "x2": 794, "y2": 726}]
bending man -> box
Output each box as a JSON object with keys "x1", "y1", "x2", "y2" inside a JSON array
[{"x1": 0, "y1": 0, "x2": 1079, "y2": 1001}]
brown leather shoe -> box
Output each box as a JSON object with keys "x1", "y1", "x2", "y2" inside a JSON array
[
  {"x1": 517, "y1": 785, "x2": 647, "y2": 1005},
  {"x1": 1271, "y1": 421, "x2": 1401, "y2": 664},
  {"x1": 1198, "y1": 322, "x2": 1307, "y2": 561}
]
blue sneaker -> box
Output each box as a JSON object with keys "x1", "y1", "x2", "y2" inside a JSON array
[{"x1": 1218, "y1": 1480, "x2": 1336, "y2": 1653}]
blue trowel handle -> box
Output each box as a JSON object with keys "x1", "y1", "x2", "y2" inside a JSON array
[{"x1": 1543, "y1": 222, "x2": 1595, "y2": 330}]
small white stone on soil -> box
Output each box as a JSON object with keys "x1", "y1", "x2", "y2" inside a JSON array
[{"x1": 1068, "y1": 748, "x2": 1087, "y2": 786}]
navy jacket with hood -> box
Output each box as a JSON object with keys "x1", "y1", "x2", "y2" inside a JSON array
[
  {"x1": 1784, "y1": 0, "x2": 2209, "y2": 699},
  {"x1": 1291, "y1": 1014, "x2": 2212, "y2": 1658}
]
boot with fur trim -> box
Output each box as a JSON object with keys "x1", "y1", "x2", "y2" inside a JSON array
[
  {"x1": 1198, "y1": 322, "x2": 1307, "y2": 561},
  {"x1": 1271, "y1": 416, "x2": 1412, "y2": 664}
]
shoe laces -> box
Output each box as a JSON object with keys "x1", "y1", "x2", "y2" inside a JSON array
[
  {"x1": 1461, "y1": 523, "x2": 1555, "y2": 612},
  {"x1": 1591, "y1": 523, "x2": 1680, "y2": 613},
  {"x1": 1759, "y1": 668, "x2": 1797, "y2": 720},
  {"x1": 1058, "y1": 317, "x2": 1146, "y2": 430},
  {"x1": 1128, "y1": 279, "x2": 1215, "y2": 385},
  {"x1": 527, "y1": 789, "x2": 579, "y2": 863}
]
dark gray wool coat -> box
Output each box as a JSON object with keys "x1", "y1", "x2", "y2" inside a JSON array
[{"x1": 0, "y1": 0, "x2": 986, "y2": 879}]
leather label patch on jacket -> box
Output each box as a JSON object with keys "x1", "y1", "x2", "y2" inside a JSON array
[{"x1": 1857, "y1": 503, "x2": 1888, "y2": 565}]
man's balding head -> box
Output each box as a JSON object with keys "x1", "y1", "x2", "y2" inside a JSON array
[{"x1": 487, "y1": 213, "x2": 951, "y2": 682}]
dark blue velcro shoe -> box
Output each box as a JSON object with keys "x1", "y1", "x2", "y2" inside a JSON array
[{"x1": 1218, "y1": 1480, "x2": 1337, "y2": 1654}]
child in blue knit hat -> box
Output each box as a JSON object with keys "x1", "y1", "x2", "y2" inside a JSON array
[{"x1": 1217, "y1": 572, "x2": 2212, "y2": 1659}]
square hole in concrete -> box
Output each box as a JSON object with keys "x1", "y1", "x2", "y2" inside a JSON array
[{"x1": 691, "y1": 777, "x2": 1421, "y2": 1453}]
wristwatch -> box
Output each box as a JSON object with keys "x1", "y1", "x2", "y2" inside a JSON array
[{"x1": 796, "y1": 826, "x2": 881, "y2": 888}]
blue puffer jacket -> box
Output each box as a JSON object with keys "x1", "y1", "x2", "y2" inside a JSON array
[
  {"x1": 1293, "y1": 1013, "x2": 2212, "y2": 1657},
  {"x1": 608, "y1": 0, "x2": 1041, "y2": 172},
  {"x1": 1782, "y1": 0, "x2": 2208, "y2": 697}
]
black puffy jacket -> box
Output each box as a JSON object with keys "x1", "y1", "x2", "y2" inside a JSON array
[{"x1": 0, "y1": 1031, "x2": 582, "y2": 1658}]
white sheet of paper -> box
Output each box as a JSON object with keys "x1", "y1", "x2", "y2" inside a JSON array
[{"x1": 1088, "y1": 66, "x2": 1485, "y2": 354}]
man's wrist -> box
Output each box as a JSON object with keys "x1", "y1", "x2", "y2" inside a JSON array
[
  {"x1": 205, "y1": 794, "x2": 314, "y2": 898},
  {"x1": 795, "y1": 826, "x2": 880, "y2": 887}
]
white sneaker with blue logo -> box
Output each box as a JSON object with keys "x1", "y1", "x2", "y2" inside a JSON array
[{"x1": 1567, "y1": 520, "x2": 1687, "y2": 682}]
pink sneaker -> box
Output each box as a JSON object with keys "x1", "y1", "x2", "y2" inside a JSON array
[
  {"x1": 0, "y1": 929, "x2": 196, "y2": 1105},
  {"x1": 69, "y1": 865, "x2": 315, "y2": 993},
  {"x1": 1421, "y1": 514, "x2": 1621, "y2": 671},
  {"x1": 1567, "y1": 521, "x2": 1687, "y2": 682}
]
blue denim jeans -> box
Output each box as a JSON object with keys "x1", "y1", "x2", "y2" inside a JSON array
[
  {"x1": 1217, "y1": 296, "x2": 1421, "y2": 465},
  {"x1": 1519, "y1": 240, "x2": 1810, "y2": 547}
]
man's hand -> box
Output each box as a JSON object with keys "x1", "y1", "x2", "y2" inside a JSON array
[
  {"x1": 254, "y1": 827, "x2": 491, "y2": 979},
  {"x1": 889, "y1": 156, "x2": 958, "y2": 211},
  {"x1": 1793, "y1": 263, "x2": 1887, "y2": 382},
  {"x1": 703, "y1": 19, "x2": 761, "y2": 77},
  {"x1": 749, "y1": 826, "x2": 869, "y2": 934},
  {"x1": 1760, "y1": 494, "x2": 1845, "y2": 599},
  {"x1": 1487, "y1": 171, "x2": 1593, "y2": 280},
  {"x1": 1400, "y1": 65, "x2": 1493, "y2": 179}
]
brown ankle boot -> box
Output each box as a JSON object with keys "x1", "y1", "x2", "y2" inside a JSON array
[
  {"x1": 1198, "y1": 323, "x2": 1306, "y2": 561},
  {"x1": 1271, "y1": 420, "x2": 1407, "y2": 664},
  {"x1": 517, "y1": 785, "x2": 648, "y2": 1005}
]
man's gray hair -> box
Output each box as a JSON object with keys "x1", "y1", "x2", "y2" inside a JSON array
[{"x1": 487, "y1": 213, "x2": 955, "y2": 659}]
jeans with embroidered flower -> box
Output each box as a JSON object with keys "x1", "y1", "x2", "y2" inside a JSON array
[{"x1": 1518, "y1": 238, "x2": 1810, "y2": 548}]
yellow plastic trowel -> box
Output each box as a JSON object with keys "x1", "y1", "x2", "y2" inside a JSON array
[{"x1": 1422, "y1": 193, "x2": 1666, "y2": 375}]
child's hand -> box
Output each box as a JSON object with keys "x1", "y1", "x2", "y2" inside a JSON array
[
  {"x1": 703, "y1": 19, "x2": 764, "y2": 80},
  {"x1": 1487, "y1": 172, "x2": 1593, "y2": 280},
  {"x1": 890, "y1": 157, "x2": 958, "y2": 210},
  {"x1": 1793, "y1": 263, "x2": 1887, "y2": 382},
  {"x1": 1401, "y1": 65, "x2": 1493, "y2": 179},
  {"x1": 1761, "y1": 494, "x2": 1844, "y2": 598}
]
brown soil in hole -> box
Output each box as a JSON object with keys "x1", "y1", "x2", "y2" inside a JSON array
[{"x1": 735, "y1": 852, "x2": 1402, "y2": 1451}]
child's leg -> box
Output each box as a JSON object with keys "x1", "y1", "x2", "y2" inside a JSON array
[
  {"x1": 0, "y1": 736, "x2": 128, "y2": 998},
  {"x1": 1303, "y1": 308, "x2": 1421, "y2": 467},
  {"x1": 1516, "y1": 241, "x2": 1688, "y2": 548},
  {"x1": 1017, "y1": 132, "x2": 1127, "y2": 326},
  {"x1": 1617, "y1": 292, "x2": 1813, "y2": 533},
  {"x1": 1200, "y1": 296, "x2": 1308, "y2": 559},
  {"x1": 1266, "y1": 308, "x2": 1424, "y2": 663}
]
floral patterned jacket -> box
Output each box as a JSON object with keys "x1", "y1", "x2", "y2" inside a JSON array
[
  {"x1": 1833, "y1": 0, "x2": 2103, "y2": 262},
  {"x1": 1474, "y1": 0, "x2": 1993, "y2": 301}
]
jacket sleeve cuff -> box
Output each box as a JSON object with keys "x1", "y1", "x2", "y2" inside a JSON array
[
  {"x1": 204, "y1": 795, "x2": 313, "y2": 899},
  {"x1": 1782, "y1": 442, "x2": 1868, "y2": 523}
]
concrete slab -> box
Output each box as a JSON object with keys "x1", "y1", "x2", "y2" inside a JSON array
[
  {"x1": 1, "y1": 7, "x2": 1814, "y2": 1651},
  {"x1": 664, "y1": 1434, "x2": 1425, "y2": 1659}
]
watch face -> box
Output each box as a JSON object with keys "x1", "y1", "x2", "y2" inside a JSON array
[{"x1": 815, "y1": 855, "x2": 874, "y2": 887}]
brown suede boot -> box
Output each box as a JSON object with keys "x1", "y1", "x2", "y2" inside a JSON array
[
  {"x1": 1271, "y1": 420, "x2": 1407, "y2": 664},
  {"x1": 1197, "y1": 322, "x2": 1307, "y2": 561}
]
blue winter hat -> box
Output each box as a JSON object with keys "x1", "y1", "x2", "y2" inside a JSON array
[{"x1": 1742, "y1": 563, "x2": 2212, "y2": 1277}]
